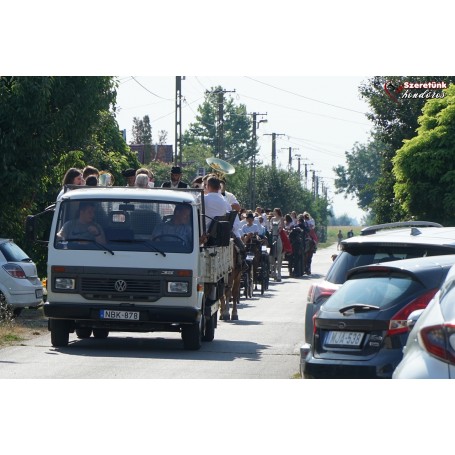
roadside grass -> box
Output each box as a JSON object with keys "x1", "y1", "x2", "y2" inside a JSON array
[
  {"x1": 0, "y1": 307, "x2": 48, "y2": 348},
  {"x1": 318, "y1": 225, "x2": 364, "y2": 249}
]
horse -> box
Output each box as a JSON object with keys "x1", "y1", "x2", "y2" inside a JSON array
[
  {"x1": 303, "y1": 232, "x2": 317, "y2": 275},
  {"x1": 220, "y1": 238, "x2": 243, "y2": 321},
  {"x1": 269, "y1": 220, "x2": 284, "y2": 281}
]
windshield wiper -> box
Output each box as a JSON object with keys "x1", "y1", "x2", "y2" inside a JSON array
[
  {"x1": 64, "y1": 238, "x2": 115, "y2": 255},
  {"x1": 136, "y1": 239, "x2": 166, "y2": 257},
  {"x1": 339, "y1": 303, "x2": 380, "y2": 314}
]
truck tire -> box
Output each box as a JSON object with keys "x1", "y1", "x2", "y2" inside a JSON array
[
  {"x1": 93, "y1": 328, "x2": 109, "y2": 339},
  {"x1": 202, "y1": 311, "x2": 217, "y2": 342},
  {"x1": 182, "y1": 320, "x2": 202, "y2": 350},
  {"x1": 50, "y1": 319, "x2": 70, "y2": 347},
  {"x1": 76, "y1": 328, "x2": 92, "y2": 339}
]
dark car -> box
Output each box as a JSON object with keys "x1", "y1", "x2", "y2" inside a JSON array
[
  {"x1": 303, "y1": 254, "x2": 455, "y2": 379},
  {"x1": 304, "y1": 221, "x2": 455, "y2": 344}
]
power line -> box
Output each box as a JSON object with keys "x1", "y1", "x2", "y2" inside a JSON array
[
  {"x1": 130, "y1": 76, "x2": 173, "y2": 101},
  {"x1": 244, "y1": 76, "x2": 366, "y2": 115}
]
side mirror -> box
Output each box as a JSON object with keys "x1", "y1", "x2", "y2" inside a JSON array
[
  {"x1": 407, "y1": 309, "x2": 425, "y2": 331},
  {"x1": 25, "y1": 215, "x2": 36, "y2": 243}
]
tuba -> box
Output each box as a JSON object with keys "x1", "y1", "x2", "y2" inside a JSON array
[
  {"x1": 205, "y1": 157, "x2": 235, "y2": 179},
  {"x1": 98, "y1": 171, "x2": 115, "y2": 186}
]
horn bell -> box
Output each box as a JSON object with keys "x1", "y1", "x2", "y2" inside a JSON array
[{"x1": 206, "y1": 157, "x2": 235, "y2": 176}]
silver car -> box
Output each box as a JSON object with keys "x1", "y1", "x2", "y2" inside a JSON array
[
  {"x1": 0, "y1": 238, "x2": 43, "y2": 317},
  {"x1": 393, "y1": 262, "x2": 455, "y2": 379}
]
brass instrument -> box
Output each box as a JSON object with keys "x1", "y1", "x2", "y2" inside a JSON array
[
  {"x1": 205, "y1": 157, "x2": 235, "y2": 178},
  {"x1": 98, "y1": 171, "x2": 114, "y2": 186}
]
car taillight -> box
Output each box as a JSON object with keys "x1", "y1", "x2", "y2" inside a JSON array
[
  {"x1": 387, "y1": 288, "x2": 438, "y2": 336},
  {"x1": 2, "y1": 263, "x2": 26, "y2": 279},
  {"x1": 312, "y1": 311, "x2": 319, "y2": 334},
  {"x1": 419, "y1": 324, "x2": 455, "y2": 365},
  {"x1": 307, "y1": 284, "x2": 337, "y2": 304}
]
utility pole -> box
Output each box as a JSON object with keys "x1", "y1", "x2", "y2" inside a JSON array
[
  {"x1": 175, "y1": 76, "x2": 184, "y2": 165},
  {"x1": 212, "y1": 88, "x2": 235, "y2": 159},
  {"x1": 294, "y1": 154, "x2": 302, "y2": 176},
  {"x1": 249, "y1": 112, "x2": 267, "y2": 208},
  {"x1": 304, "y1": 161, "x2": 314, "y2": 190},
  {"x1": 282, "y1": 147, "x2": 299, "y2": 171},
  {"x1": 264, "y1": 133, "x2": 285, "y2": 169}
]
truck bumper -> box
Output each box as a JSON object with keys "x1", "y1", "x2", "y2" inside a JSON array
[{"x1": 43, "y1": 302, "x2": 201, "y2": 331}]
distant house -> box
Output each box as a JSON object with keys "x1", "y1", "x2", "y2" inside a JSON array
[{"x1": 129, "y1": 144, "x2": 174, "y2": 164}]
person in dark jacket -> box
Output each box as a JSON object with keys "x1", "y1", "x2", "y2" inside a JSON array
[{"x1": 161, "y1": 166, "x2": 189, "y2": 188}]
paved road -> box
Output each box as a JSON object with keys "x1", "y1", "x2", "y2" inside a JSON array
[{"x1": 0, "y1": 243, "x2": 338, "y2": 379}]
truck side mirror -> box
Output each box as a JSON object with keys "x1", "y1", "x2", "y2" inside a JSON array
[{"x1": 25, "y1": 215, "x2": 36, "y2": 243}]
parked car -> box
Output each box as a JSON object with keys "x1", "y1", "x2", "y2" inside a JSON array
[
  {"x1": 393, "y1": 262, "x2": 455, "y2": 379},
  {"x1": 304, "y1": 221, "x2": 455, "y2": 345},
  {"x1": 0, "y1": 238, "x2": 43, "y2": 317},
  {"x1": 302, "y1": 254, "x2": 455, "y2": 379}
]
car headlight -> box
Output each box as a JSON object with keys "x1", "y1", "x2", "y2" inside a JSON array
[
  {"x1": 167, "y1": 282, "x2": 189, "y2": 293},
  {"x1": 55, "y1": 278, "x2": 76, "y2": 290}
]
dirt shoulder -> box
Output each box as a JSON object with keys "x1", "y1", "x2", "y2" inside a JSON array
[{"x1": 0, "y1": 307, "x2": 48, "y2": 348}]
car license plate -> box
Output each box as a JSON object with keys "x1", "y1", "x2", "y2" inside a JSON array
[
  {"x1": 325, "y1": 331, "x2": 364, "y2": 346},
  {"x1": 35, "y1": 289, "x2": 43, "y2": 298},
  {"x1": 99, "y1": 310, "x2": 139, "y2": 320}
]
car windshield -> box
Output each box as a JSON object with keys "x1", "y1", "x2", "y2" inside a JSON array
[
  {"x1": 54, "y1": 199, "x2": 195, "y2": 253},
  {"x1": 326, "y1": 245, "x2": 455, "y2": 284},
  {"x1": 0, "y1": 240, "x2": 31, "y2": 262},
  {"x1": 322, "y1": 273, "x2": 422, "y2": 312}
]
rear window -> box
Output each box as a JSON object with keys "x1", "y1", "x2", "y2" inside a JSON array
[
  {"x1": 0, "y1": 241, "x2": 30, "y2": 262},
  {"x1": 322, "y1": 273, "x2": 423, "y2": 312},
  {"x1": 326, "y1": 245, "x2": 455, "y2": 284}
]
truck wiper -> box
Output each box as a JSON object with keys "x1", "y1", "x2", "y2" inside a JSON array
[
  {"x1": 339, "y1": 303, "x2": 380, "y2": 314},
  {"x1": 135, "y1": 239, "x2": 166, "y2": 257},
  {"x1": 65, "y1": 238, "x2": 115, "y2": 255}
]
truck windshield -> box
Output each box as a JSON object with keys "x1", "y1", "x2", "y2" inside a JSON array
[{"x1": 54, "y1": 199, "x2": 194, "y2": 253}]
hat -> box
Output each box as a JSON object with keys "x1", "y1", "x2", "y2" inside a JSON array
[
  {"x1": 171, "y1": 166, "x2": 182, "y2": 174},
  {"x1": 122, "y1": 168, "x2": 136, "y2": 178},
  {"x1": 246, "y1": 213, "x2": 254, "y2": 219}
]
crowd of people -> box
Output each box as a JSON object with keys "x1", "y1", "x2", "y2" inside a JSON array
[{"x1": 57, "y1": 165, "x2": 318, "y2": 278}]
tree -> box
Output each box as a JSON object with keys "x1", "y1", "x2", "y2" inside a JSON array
[
  {"x1": 131, "y1": 115, "x2": 153, "y2": 162},
  {"x1": 0, "y1": 76, "x2": 139, "y2": 275},
  {"x1": 359, "y1": 76, "x2": 455, "y2": 223},
  {"x1": 393, "y1": 83, "x2": 455, "y2": 224},
  {"x1": 183, "y1": 87, "x2": 253, "y2": 164},
  {"x1": 333, "y1": 135, "x2": 385, "y2": 214}
]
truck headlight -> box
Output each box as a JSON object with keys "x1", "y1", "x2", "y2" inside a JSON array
[
  {"x1": 167, "y1": 282, "x2": 189, "y2": 293},
  {"x1": 55, "y1": 278, "x2": 76, "y2": 290}
]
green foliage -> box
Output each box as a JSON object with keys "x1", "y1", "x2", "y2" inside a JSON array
[
  {"x1": 333, "y1": 135, "x2": 384, "y2": 214},
  {"x1": 0, "y1": 76, "x2": 140, "y2": 276},
  {"x1": 359, "y1": 76, "x2": 455, "y2": 223},
  {"x1": 393, "y1": 84, "x2": 455, "y2": 224}
]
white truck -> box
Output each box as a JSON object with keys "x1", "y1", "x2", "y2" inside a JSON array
[{"x1": 26, "y1": 186, "x2": 233, "y2": 350}]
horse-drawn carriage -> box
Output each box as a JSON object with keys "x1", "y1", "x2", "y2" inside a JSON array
[{"x1": 240, "y1": 236, "x2": 270, "y2": 296}]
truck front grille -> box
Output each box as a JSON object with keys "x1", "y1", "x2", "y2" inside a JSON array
[{"x1": 81, "y1": 277, "x2": 162, "y2": 301}]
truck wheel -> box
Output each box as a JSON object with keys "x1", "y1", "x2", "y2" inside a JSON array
[
  {"x1": 182, "y1": 320, "x2": 202, "y2": 350},
  {"x1": 76, "y1": 328, "x2": 92, "y2": 339},
  {"x1": 50, "y1": 320, "x2": 70, "y2": 347},
  {"x1": 93, "y1": 328, "x2": 109, "y2": 339},
  {"x1": 202, "y1": 311, "x2": 217, "y2": 342}
]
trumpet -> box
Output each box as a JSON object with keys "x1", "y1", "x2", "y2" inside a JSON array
[{"x1": 98, "y1": 171, "x2": 114, "y2": 186}]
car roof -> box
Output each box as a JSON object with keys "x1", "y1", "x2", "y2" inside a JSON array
[
  {"x1": 342, "y1": 226, "x2": 455, "y2": 249},
  {"x1": 347, "y1": 254, "x2": 455, "y2": 281}
]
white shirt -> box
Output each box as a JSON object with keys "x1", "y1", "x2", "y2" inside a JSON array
[{"x1": 204, "y1": 192, "x2": 229, "y2": 228}]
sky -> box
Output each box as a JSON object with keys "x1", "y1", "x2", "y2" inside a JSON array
[{"x1": 115, "y1": 76, "x2": 374, "y2": 223}]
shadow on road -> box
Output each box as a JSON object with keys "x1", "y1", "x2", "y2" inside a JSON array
[{"x1": 46, "y1": 336, "x2": 271, "y2": 362}]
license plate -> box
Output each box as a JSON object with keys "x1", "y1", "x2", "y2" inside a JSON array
[
  {"x1": 36, "y1": 289, "x2": 43, "y2": 298},
  {"x1": 325, "y1": 331, "x2": 364, "y2": 346},
  {"x1": 99, "y1": 310, "x2": 140, "y2": 320}
]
